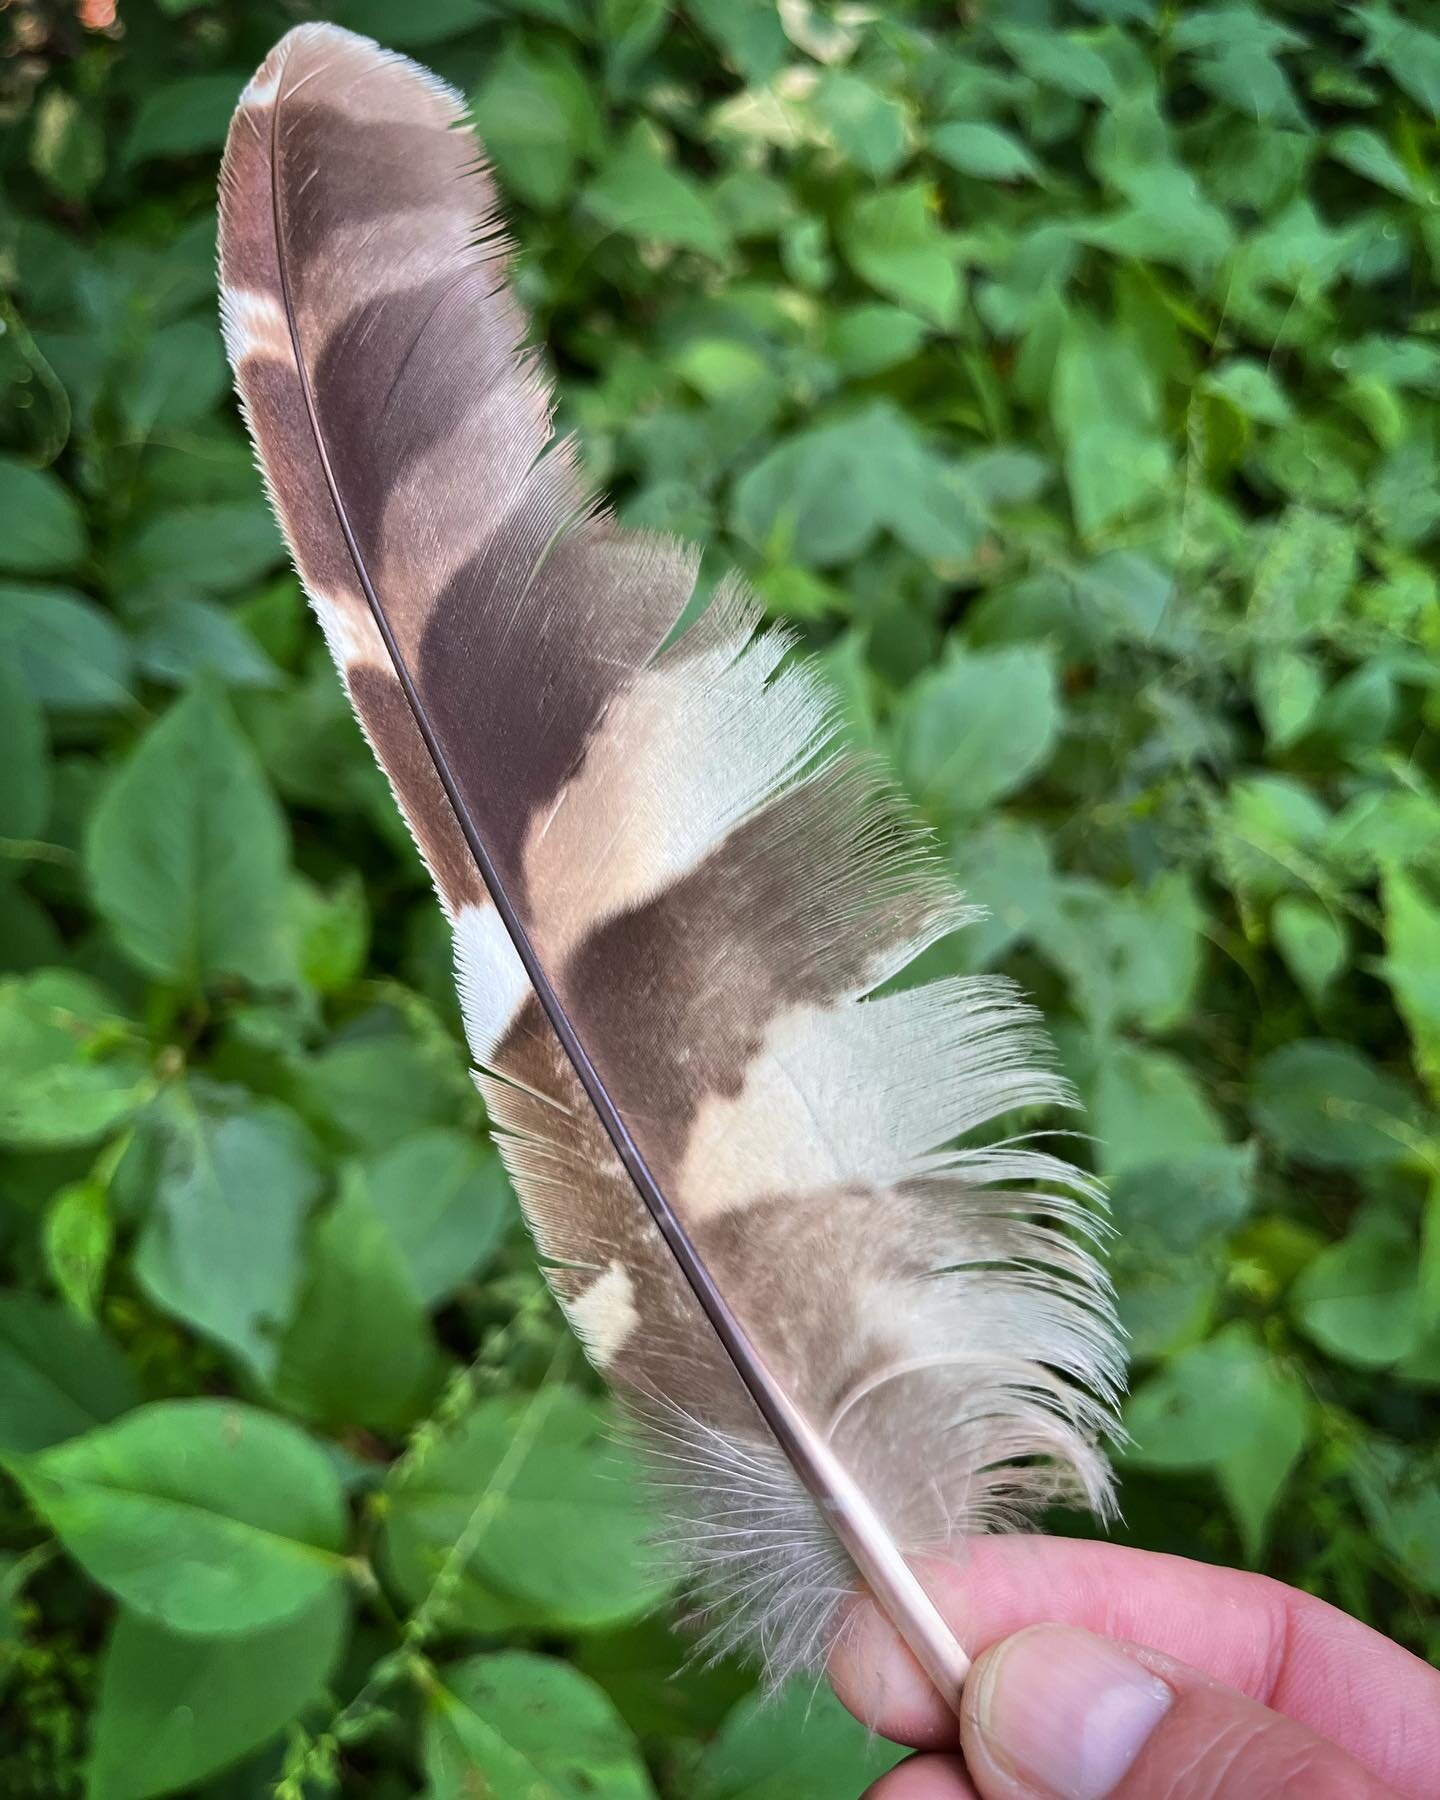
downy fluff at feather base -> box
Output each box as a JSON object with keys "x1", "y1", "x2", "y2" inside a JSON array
[{"x1": 218, "y1": 22, "x2": 1124, "y2": 1687}]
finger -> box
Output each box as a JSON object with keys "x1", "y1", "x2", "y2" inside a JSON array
[
  {"x1": 828, "y1": 1536, "x2": 1440, "y2": 1798},
  {"x1": 864, "y1": 1753, "x2": 979, "y2": 1799},
  {"x1": 959, "y1": 1623, "x2": 1399, "y2": 1799}
]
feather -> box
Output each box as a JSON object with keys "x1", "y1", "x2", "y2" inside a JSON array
[{"x1": 218, "y1": 24, "x2": 1123, "y2": 1702}]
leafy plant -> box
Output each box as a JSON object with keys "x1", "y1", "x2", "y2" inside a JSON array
[{"x1": 1, "y1": 0, "x2": 1438, "y2": 1793}]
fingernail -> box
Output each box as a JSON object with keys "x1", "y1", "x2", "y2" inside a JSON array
[{"x1": 969, "y1": 1625, "x2": 1173, "y2": 1799}]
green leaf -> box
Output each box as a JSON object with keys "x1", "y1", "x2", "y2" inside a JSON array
[
  {"x1": 123, "y1": 74, "x2": 247, "y2": 166},
  {"x1": 1272, "y1": 896, "x2": 1347, "y2": 1007},
  {"x1": 931, "y1": 119, "x2": 1041, "y2": 183},
  {"x1": 897, "y1": 643, "x2": 1060, "y2": 816},
  {"x1": 586, "y1": 128, "x2": 730, "y2": 259},
  {"x1": 1351, "y1": 3, "x2": 1440, "y2": 120},
  {"x1": 1052, "y1": 313, "x2": 1169, "y2": 538},
  {"x1": 733, "y1": 405, "x2": 978, "y2": 568},
  {"x1": 424, "y1": 1652, "x2": 657, "y2": 1800},
  {"x1": 6, "y1": 1400, "x2": 346, "y2": 1634},
  {"x1": 0, "y1": 584, "x2": 133, "y2": 713},
  {"x1": 1201, "y1": 358, "x2": 1293, "y2": 427},
  {"x1": 333, "y1": 0, "x2": 487, "y2": 45},
  {"x1": 813, "y1": 71, "x2": 908, "y2": 178},
  {"x1": 0, "y1": 1295, "x2": 140, "y2": 1455},
  {"x1": 30, "y1": 88, "x2": 103, "y2": 203},
  {"x1": 1037, "y1": 872, "x2": 1202, "y2": 1032},
  {"x1": 1253, "y1": 1041, "x2": 1417, "y2": 1169},
  {"x1": 1292, "y1": 1220, "x2": 1422, "y2": 1368},
  {"x1": 0, "y1": 459, "x2": 85, "y2": 575},
  {"x1": 1214, "y1": 774, "x2": 1330, "y2": 904},
  {"x1": 301, "y1": 1020, "x2": 468, "y2": 1152},
  {"x1": 993, "y1": 23, "x2": 1119, "y2": 103},
  {"x1": 470, "y1": 41, "x2": 603, "y2": 210},
  {"x1": 87, "y1": 687, "x2": 295, "y2": 990},
  {"x1": 0, "y1": 970, "x2": 149, "y2": 1151},
  {"x1": 1252, "y1": 648, "x2": 1324, "y2": 749},
  {"x1": 1250, "y1": 508, "x2": 1359, "y2": 638},
  {"x1": 1380, "y1": 867, "x2": 1440, "y2": 1101},
  {"x1": 287, "y1": 870, "x2": 369, "y2": 994},
  {"x1": 133, "y1": 1084, "x2": 322, "y2": 1383},
  {"x1": 693, "y1": 1681, "x2": 904, "y2": 1800},
  {"x1": 1087, "y1": 1040, "x2": 1226, "y2": 1179},
  {"x1": 113, "y1": 501, "x2": 282, "y2": 596},
  {"x1": 87, "y1": 1588, "x2": 346, "y2": 1800},
  {"x1": 44, "y1": 1177, "x2": 113, "y2": 1324},
  {"x1": 841, "y1": 184, "x2": 960, "y2": 327},
  {"x1": 825, "y1": 305, "x2": 927, "y2": 377},
  {"x1": 383, "y1": 1388, "x2": 669, "y2": 1633},
  {"x1": 1329, "y1": 126, "x2": 1419, "y2": 198},
  {"x1": 135, "y1": 595, "x2": 280, "y2": 693},
  {"x1": 272, "y1": 1174, "x2": 442, "y2": 1431},
  {"x1": 363, "y1": 1127, "x2": 514, "y2": 1306},
  {"x1": 688, "y1": 0, "x2": 788, "y2": 82},
  {"x1": 0, "y1": 663, "x2": 51, "y2": 845}
]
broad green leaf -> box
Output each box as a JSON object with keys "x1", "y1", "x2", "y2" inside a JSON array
[
  {"x1": 1351, "y1": 4, "x2": 1440, "y2": 119},
  {"x1": 575, "y1": 1616, "x2": 754, "y2": 1742},
  {"x1": 383, "y1": 1387, "x2": 669, "y2": 1633},
  {"x1": 1087, "y1": 1040, "x2": 1226, "y2": 1179},
  {"x1": 123, "y1": 74, "x2": 247, "y2": 166},
  {"x1": 948, "y1": 818, "x2": 1060, "y2": 968},
  {"x1": 135, "y1": 595, "x2": 280, "y2": 692},
  {"x1": 272, "y1": 1175, "x2": 442, "y2": 1431},
  {"x1": 1052, "y1": 313, "x2": 1169, "y2": 538},
  {"x1": 813, "y1": 71, "x2": 908, "y2": 177},
  {"x1": 424, "y1": 1652, "x2": 656, "y2": 1800},
  {"x1": 1253, "y1": 1041, "x2": 1417, "y2": 1169},
  {"x1": 471, "y1": 41, "x2": 603, "y2": 209},
  {"x1": 87, "y1": 1589, "x2": 346, "y2": 1800},
  {"x1": 1329, "y1": 126, "x2": 1419, "y2": 198},
  {"x1": 1350, "y1": 1438, "x2": 1440, "y2": 1596},
  {"x1": 0, "y1": 970, "x2": 149, "y2": 1150},
  {"x1": 825, "y1": 306, "x2": 927, "y2": 377},
  {"x1": 44, "y1": 1177, "x2": 113, "y2": 1323},
  {"x1": 113, "y1": 501, "x2": 282, "y2": 596},
  {"x1": 1037, "y1": 872, "x2": 1203, "y2": 1032},
  {"x1": 30, "y1": 88, "x2": 104, "y2": 203},
  {"x1": 733, "y1": 405, "x2": 978, "y2": 568},
  {"x1": 1110, "y1": 1144, "x2": 1257, "y2": 1254},
  {"x1": 300, "y1": 1020, "x2": 468, "y2": 1152},
  {"x1": 1250, "y1": 507, "x2": 1359, "y2": 637},
  {"x1": 1201, "y1": 358, "x2": 1293, "y2": 426},
  {"x1": 693, "y1": 1681, "x2": 904, "y2": 1800},
  {"x1": 898, "y1": 643, "x2": 1059, "y2": 816},
  {"x1": 133, "y1": 1084, "x2": 323, "y2": 1383},
  {"x1": 841, "y1": 184, "x2": 960, "y2": 327},
  {"x1": 0, "y1": 460, "x2": 85, "y2": 574},
  {"x1": 0, "y1": 664, "x2": 50, "y2": 845},
  {"x1": 1292, "y1": 1220, "x2": 1422, "y2": 1368},
  {"x1": 363, "y1": 1127, "x2": 514, "y2": 1306},
  {"x1": 7, "y1": 1400, "x2": 346, "y2": 1634},
  {"x1": 0, "y1": 1296, "x2": 140, "y2": 1455},
  {"x1": 87, "y1": 687, "x2": 295, "y2": 990},
  {"x1": 1253, "y1": 648, "x2": 1323, "y2": 749},
  {"x1": 333, "y1": 0, "x2": 487, "y2": 45},
  {"x1": 586, "y1": 128, "x2": 730, "y2": 259},
  {"x1": 931, "y1": 120, "x2": 1040, "y2": 183},
  {"x1": 287, "y1": 870, "x2": 369, "y2": 994},
  {"x1": 1214, "y1": 775, "x2": 1330, "y2": 904},
  {"x1": 1272, "y1": 896, "x2": 1347, "y2": 1007},
  {"x1": 117, "y1": 320, "x2": 230, "y2": 438},
  {"x1": 689, "y1": 0, "x2": 788, "y2": 82},
  {"x1": 993, "y1": 23, "x2": 1119, "y2": 102},
  {"x1": 0, "y1": 585, "x2": 133, "y2": 713},
  {"x1": 1380, "y1": 867, "x2": 1440, "y2": 1100}
]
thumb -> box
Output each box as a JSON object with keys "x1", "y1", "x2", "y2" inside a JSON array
[{"x1": 957, "y1": 1623, "x2": 1399, "y2": 1799}]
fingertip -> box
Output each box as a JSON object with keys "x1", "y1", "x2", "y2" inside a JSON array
[
  {"x1": 828, "y1": 1595, "x2": 961, "y2": 1749},
  {"x1": 863, "y1": 1753, "x2": 979, "y2": 1799}
]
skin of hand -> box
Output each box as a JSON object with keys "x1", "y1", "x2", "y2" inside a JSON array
[{"x1": 829, "y1": 1537, "x2": 1440, "y2": 1800}]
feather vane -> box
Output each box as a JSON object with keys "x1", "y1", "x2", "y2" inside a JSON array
[{"x1": 219, "y1": 24, "x2": 1122, "y2": 1699}]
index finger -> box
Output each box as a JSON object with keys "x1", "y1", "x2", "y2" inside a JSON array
[{"x1": 828, "y1": 1536, "x2": 1440, "y2": 1800}]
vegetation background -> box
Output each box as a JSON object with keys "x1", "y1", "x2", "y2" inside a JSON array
[{"x1": 1, "y1": 0, "x2": 1438, "y2": 1793}]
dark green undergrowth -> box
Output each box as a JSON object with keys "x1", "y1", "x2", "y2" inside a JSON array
[{"x1": 2, "y1": 0, "x2": 1439, "y2": 1794}]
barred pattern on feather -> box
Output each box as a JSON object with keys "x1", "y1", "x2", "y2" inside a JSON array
[{"x1": 219, "y1": 24, "x2": 1122, "y2": 1695}]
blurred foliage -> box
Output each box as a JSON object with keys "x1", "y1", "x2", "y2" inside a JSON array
[{"x1": 2, "y1": 0, "x2": 1440, "y2": 1792}]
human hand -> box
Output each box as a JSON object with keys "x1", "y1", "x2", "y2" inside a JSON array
[{"x1": 830, "y1": 1536, "x2": 1440, "y2": 1799}]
